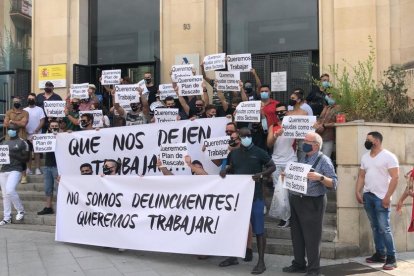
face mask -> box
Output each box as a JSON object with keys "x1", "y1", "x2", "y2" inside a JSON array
[
  {"x1": 72, "y1": 103, "x2": 79, "y2": 110},
  {"x1": 322, "y1": 81, "x2": 330, "y2": 89},
  {"x1": 131, "y1": 105, "x2": 139, "y2": 112},
  {"x1": 196, "y1": 106, "x2": 203, "y2": 112},
  {"x1": 240, "y1": 136, "x2": 252, "y2": 147},
  {"x1": 80, "y1": 121, "x2": 90, "y2": 128},
  {"x1": 145, "y1": 78, "x2": 152, "y2": 84},
  {"x1": 28, "y1": 99, "x2": 36, "y2": 106},
  {"x1": 261, "y1": 118, "x2": 268, "y2": 132},
  {"x1": 289, "y1": 99, "x2": 297, "y2": 106},
  {"x1": 102, "y1": 166, "x2": 112, "y2": 175},
  {"x1": 81, "y1": 171, "x2": 93, "y2": 175},
  {"x1": 13, "y1": 102, "x2": 21, "y2": 109},
  {"x1": 302, "y1": 143, "x2": 313, "y2": 153},
  {"x1": 44, "y1": 87, "x2": 52, "y2": 93},
  {"x1": 245, "y1": 87, "x2": 253, "y2": 94},
  {"x1": 277, "y1": 114, "x2": 285, "y2": 121},
  {"x1": 8, "y1": 129, "x2": 17, "y2": 138},
  {"x1": 325, "y1": 95, "x2": 336, "y2": 106},
  {"x1": 50, "y1": 128, "x2": 59, "y2": 134},
  {"x1": 229, "y1": 139, "x2": 238, "y2": 147},
  {"x1": 364, "y1": 141, "x2": 373, "y2": 150},
  {"x1": 260, "y1": 92, "x2": 269, "y2": 100}
]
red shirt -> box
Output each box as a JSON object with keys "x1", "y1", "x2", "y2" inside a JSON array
[{"x1": 262, "y1": 99, "x2": 279, "y2": 126}]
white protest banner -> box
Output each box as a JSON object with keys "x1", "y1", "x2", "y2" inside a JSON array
[
  {"x1": 159, "y1": 84, "x2": 177, "y2": 100},
  {"x1": 226, "y1": 53, "x2": 252, "y2": 72},
  {"x1": 32, "y1": 133, "x2": 57, "y2": 153},
  {"x1": 283, "y1": 162, "x2": 312, "y2": 194},
  {"x1": 160, "y1": 143, "x2": 188, "y2": 168},
  {"x1": 70, "y1": 83, "x2": 89, "y2": 99},
  {"x1": 171, "y1": 64, "x2": 194, "y2": 82},
  {"x1": 137, "y1": 79, "x2": 149, "y2": 94},
  {"x1": 55, "y1": 117, "x2": 229, "y2": 176},
  {"x1": 56, "y1": 175, "x2": 254, "y2": 257},
  {"x1": 271, "y1": 71, "x2": 287, "y2": 92},
  {"x1": 44, "y1": 101, "x2": 66, "y2": 117},
  {"x1": 154, "y1": 108, "x2": 178, "y2": 123},
  {"x1": 282, "y1": 116, "x2": 316, "y2": 139},
  {"x1": 114, "y1": 84, "x2": 140, "y2": 104},
  {"x1": 79, "y1": 110, "x2": 104, "y2": 128},
  {"x1": 203, "y1": 136, "x2": 229, "y2": 160},
  {"x1": 215, "y1": 71, "x2": 240, "y2": 91},
  {"x1": 0, "y1": 145, "x2": 10, "y2": 164},
  {"x1": 203, "y1": 53, "x2": 226, "y2": 71},
  {"x1": 177, "y1": 75, "x2": 203, "y2": 96},
  {"x1": 101, "y1": 69, "x2": 121, "y2": 85},
  {"x1": 234, "y1": 101, "x2": 261, "y2": 122}
]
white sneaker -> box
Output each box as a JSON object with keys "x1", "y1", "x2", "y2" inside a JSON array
[
  {"x1": 15, "y1": 212, "x2": 25, "y2": 221},
  {"x1": 26, "y1": 168, "x2": 33, "y2": 175},
  {"x1": 35, "y1": 168, "x2": 42, "y2": 175},
  {"x1": 0, "y1": 219, "x2": 11, "y2": 226}
]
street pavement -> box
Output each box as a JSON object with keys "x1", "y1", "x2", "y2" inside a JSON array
[{"x1": 0, "y1": 226, "x2": 413, "y2": 276}]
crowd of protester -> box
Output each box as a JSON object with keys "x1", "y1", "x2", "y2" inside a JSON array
[{"x1": 1, "y1": 64, "x2": 412, "y2": 275}]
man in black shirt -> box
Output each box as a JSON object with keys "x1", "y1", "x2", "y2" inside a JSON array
[
  {"x1": 219, "y1": 127, "x2": 276, "y2": 274},
  {"x1": 36, "y1": 81, "x2": 63, "y2": 132}
]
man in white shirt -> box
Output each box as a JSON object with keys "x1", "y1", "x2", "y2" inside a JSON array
[
  {"x1": 355, "y1": 131, "x2": 399, "y2": 271},
  {"x1": 24, "y1": 93, "x2": 46, "y2": 175}
]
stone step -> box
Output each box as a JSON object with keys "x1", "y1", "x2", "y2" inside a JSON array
[
  {"x1": 12, "y1": 212, "x2": 56, "y2": 226},
  {"x1": 265, "y1": 212, "x2": 337, "y2": 227},
  {"x1": 0, "y1": 223, "x2": 55, "y2": 233},
  {"x1": 264, "y1": 223, "x2": 337, "y2": 242},
  {"x1": 254, "y1": 238, "x2": 359, "y2": 259}
]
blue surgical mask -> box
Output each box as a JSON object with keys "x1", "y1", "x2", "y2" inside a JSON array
[
  {"x1": 322, "y1": 81, "x2": 330, "y2": 89},
  {"x1": 8, "y1": 129, "x2": 17, "y2": 138},
  {"x1": 240, "y1": 136, "x2": 253, "y2": 147},
  {"x1": 325, "y1": 95, "x2": 336, "y2": 106},
  {"x1": 260, "y1": 92, "x2": 269, "y2": 100},
  {"x1": 302, "y1": 143, "x2": 313, "y2": 153}
]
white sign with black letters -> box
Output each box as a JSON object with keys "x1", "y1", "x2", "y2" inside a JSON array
[
  {"x1": 154, "y1": 108, "x2": 179, "y2": 123},
  {"x1": 44, "y1": 101, "x2": 66, "y2": 118},
  {"x1": 70, "y1": 83, "x2": 89, "y2": 99},
  {"x1": 33, "y1": 133, "x2": 57, "y2": 153},
  {"x1": 177, "y1": 75, "x2": 203, "y2": 96},
  {"x1": 271, "y1": 72, "x2": 287, "y2": 92},
  {"x1": 203, "y1": 136, "x2": 230, "y2": 160},
  {"x1": 159, "y1": 84, "x2": 177, "y2": 100},
  {"x1": 215, "y1": 71, "x2": 240, "y2": 91},
  {"x1": 171, "y1": 64, "x2": 194, "y2": 82},
  {"x1": 226, "y1": 54, "x2": 252, "y2": 72},
  {"x1": 0, "y1": 145, "x2": 10, "y2": 164},
  {"x1": 101, "y1": 70, "x2": 121, "y2": 85},
  {"x1": 234, "y1": 101, "x2": 261, "y2": 122},
  {"x1": 283, "y1": 162, "x2": 312, "y2": 194},
  {"x1": 203, "y1": 53, "x2": 226, "y2": 71},
  {"x1": 282, "y1": 116, "x2": 316, "y2": 139},
  {"x1": 160, "y1": 143, "x2": 188, "y2": 168}
]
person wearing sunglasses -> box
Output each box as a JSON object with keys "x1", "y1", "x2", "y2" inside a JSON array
[{"x1": 219, "y1": 127, "x2": 276, "y2": 274}]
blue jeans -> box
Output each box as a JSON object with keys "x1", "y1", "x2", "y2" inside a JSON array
[
  {"x1": 363, "y1": 192, "x2": 396, "y2": 257},
  {"x1": 44, "y1": 166, "x2": 58, "y2": 197}
]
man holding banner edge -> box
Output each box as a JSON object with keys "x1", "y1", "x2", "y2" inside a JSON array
[{"x1": 219, "y1": 127, "x2": 276, "y2": 274}]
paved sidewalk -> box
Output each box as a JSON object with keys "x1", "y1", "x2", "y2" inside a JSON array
[{"x1": 0, "y1": 227, "x2": 413, "y2": 276}]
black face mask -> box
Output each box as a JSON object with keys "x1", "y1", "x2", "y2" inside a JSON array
[
  {"x1": 44, "y1": 87, "x2": 52, "y2": 93},
  {"x1": 131, "y1": 105, "x2": 139, "y2": 112},
  {"x1": 28, "y1": 99, "x2": 36, "y2": 105},
  {"x1": 102, "y1": 167, "x2": 112, "y2": 175},
  {"x1": 72, "y1": 103, "x2": 79, "y2": 110},
  {"x1": 81, "y1": 171, "x2": 93, "y2": 175},
  {"x1": 229, "y1": 139, "x2": 238, "y2": 147},
  {"x1": 13, "y1": 102, "x2": 21, "y2": 109},
  {"x1": 50, "y1": 128, "x2": 59, "y2": 134},
  {"x1": 276, "y1": 111, "x2": 286, "y2": 121},
  {"x1": 289, "y1": 99, "x2": 297, "y2": 106},
  {"x1": 245, "y1": 87, "x2": 253, "y2": 94},
  {"x1": 364, "y1": 141, "x2": 373, "y2": 150},
  {"x1": 80, "y1": 121, "x2": 90, "y2": 128},
  {"x1": 145, "y1": 78, "x2": 152, "y2": 84}
]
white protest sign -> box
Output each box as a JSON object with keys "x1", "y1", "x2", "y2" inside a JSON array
[
  {"x1": 159, "y1": 84, "x2": 177, "y2": 100},
  {"x1": 203, "y1": 53, "x2": 226, "y2": 71},
  {"x1": 177, "y1": 75, "x2": 203, "y2": 96},
  {"x1": 215, "y1": 71, "x2": 240, "y2": 91},
  {"x1": 56, "y1": 175, "x2": 254, "y2": 257},
  {"x1": 150, "y1": 101, "x2": 165, "y2": 112},
  {"x1": 203, "y1": 136, "x2": 230, "y2": 160},
  {"x1": 160, "y1": 143, "x2": 188, "y2": 168},
  {"x1": 234, "y1": 101, "x2": 261, "y2": 122},
  {"x1": 55, "y1": 118, "x2": 229, "y2": 176},
  {"x1": 114, "y1": 84, "x2": 140, "y2": 104},
  {"x1": 79, "y1": 110, "x2": 104, "y2": 128},
  {"x1": 282, "y1": 116, "x2": 316, "y2": 139},
  {"x1": 283, "y1": 162, "x2": 312, "y2": 194},
  {"x1": 226, "y1": 53, "x2": 252, "y2": 72},
  {"x1": 101, "y1": 69, "x2": 121, "y2": 85},
  {"x1": 32, "y1": 133, "x2": 57, "y2": 153},
  {"x1": 137, "y1": 79, "x2": 149, "y2": 94},
  {"x1": 271, "y1": 71, "x2": 287, "y2": 92},
  {"x1": 70, "y1": 83, "x2": 89, "y2": 99},
  {"x1": 0, "y1": 145, "x2": 10, "y2": 164},
  {"x1": 44, "y1": 101, "x2": 66, "y2": 117},
  {"x1": 154, "y1": 108, "x2": 179, "y2": 123},
  {"x1": 171, "y1": 64, "x2": 194, "y2": 82}
]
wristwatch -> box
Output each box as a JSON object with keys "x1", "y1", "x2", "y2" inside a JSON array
[{"x1": 320, "y1": 175, "x2": 325, "y2": 181}]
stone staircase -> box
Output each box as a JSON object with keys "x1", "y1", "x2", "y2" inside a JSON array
[{"x1": 1, "y1": 174, "x2": 360, "y2": 259}]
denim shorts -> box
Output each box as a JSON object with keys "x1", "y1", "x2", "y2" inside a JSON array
[
  {"x1": 251, "y1": 199, "x2": 265, "y2": 235},
  {"x1": 44, "y1": 166, "x2": 58, "y2": 196}
]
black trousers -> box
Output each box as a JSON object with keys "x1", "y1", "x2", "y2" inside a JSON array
[{"x1": 289, "y1": 193, "x2": 327, "y2": 274}]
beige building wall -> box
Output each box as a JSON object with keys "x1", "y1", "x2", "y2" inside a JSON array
[{"x1": 32, "y1": 0, "x2": 88, "y2": 98}]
